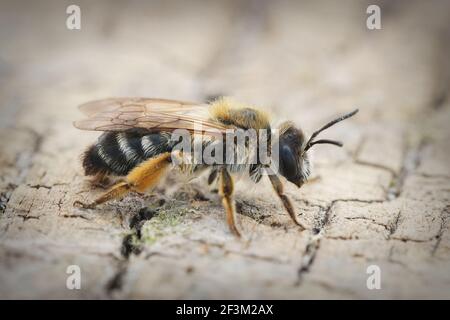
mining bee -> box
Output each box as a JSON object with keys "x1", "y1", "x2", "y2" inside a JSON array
[{"x1": 73, "y1": 97, "x2": 358, "y2": 237}]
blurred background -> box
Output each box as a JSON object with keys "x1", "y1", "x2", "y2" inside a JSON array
[{"x1": 0, "y1": 0, "x2": 449, "y2": 299}]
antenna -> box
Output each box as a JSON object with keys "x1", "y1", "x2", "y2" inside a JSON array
[{"x1": 304, "y1": 109, "x2": 359, "y2": 152}]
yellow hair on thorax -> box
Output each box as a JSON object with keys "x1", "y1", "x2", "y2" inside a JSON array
[{"x1": 209, "y1": 97, "x2": 271, "y2": 130}]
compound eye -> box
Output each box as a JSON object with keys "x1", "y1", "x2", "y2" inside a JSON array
[{"x1": 280, "y1": 144, "x2": 298, "y2": 179}]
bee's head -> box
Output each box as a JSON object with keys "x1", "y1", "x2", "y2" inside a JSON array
[
  {"x1": 277, "y1": 123, "x2": 309, "y2": 188},
  {"x1": 277, "y1": 109, "x2": 359, "y2": 188}
]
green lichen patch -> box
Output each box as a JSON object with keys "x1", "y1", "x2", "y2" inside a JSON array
[{"x1": 139, "y1": 202, "x2": 195, "y2": 245}]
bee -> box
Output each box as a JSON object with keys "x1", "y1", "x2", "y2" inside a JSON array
[{"x1": 73, "y1": 97, "x2": 358, "y2": 237}]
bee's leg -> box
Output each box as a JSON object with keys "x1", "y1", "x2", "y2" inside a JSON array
[
  {"x1": 74, "y1": 152, "x2": 171, "y2": 209},
  {"x1": 74, "y1": 181, "x2": 130, "y2": 209},
  {"x1": 207, "y1": 168, "x2": 218, "y2": 185},
  {"x1": 90, "y1": 172, "x2": 112, "y2": 189},
  {"x1": 268, "y1": 174, "x2": 306, "y2": 231},
  {"x1": 218, "y1": 167, "x2": 241, "y2": 237},
  {"x1": 208, "y1": 168, "x2": 219, "y2": 193}
]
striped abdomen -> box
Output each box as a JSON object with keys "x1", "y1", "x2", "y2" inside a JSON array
[{"x1": 82, "y1": 130, "x2": 172, "y2": 176}]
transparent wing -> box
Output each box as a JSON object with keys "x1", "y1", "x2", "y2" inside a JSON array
[{"x1": 74, "y1": 97, "x2": 229, "y2": 136}]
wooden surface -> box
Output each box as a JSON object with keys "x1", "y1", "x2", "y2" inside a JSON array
[{"x1": 0, "y1": 0, "x2": 449, "y2": 298}]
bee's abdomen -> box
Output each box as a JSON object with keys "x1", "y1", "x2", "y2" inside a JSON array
[{"x1": 82, "y1": 131, "x2": 171, "y2": 176}]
